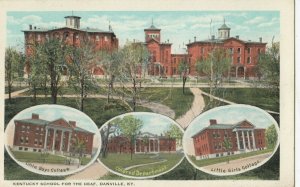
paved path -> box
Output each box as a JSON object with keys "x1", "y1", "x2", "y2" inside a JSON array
[
  {"x1": 65, "y1": 160, "x2": 108, "y2": 180},
  {"x1": 5, "y1": 88, "x2": 29, "y2": 99},
  {"x1": 124, "y1": 159, "x2": 167, "y2": 171},
  {"x1": 176, "y1": 88, "x2": 205, "y2": 129},
  {"x1": 201, "y1": 90, "x2": 279, "y2": 115}
]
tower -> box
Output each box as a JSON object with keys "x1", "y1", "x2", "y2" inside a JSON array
[
  {"x1": 218, "y1": 18, "x2": 230, "y2": 39},
  {"x1": 65, "y1": 15, "x2": 81, "y2": 29},
  {"x1": 144, "y1": 19, "x2": 161, "y2": 43}
]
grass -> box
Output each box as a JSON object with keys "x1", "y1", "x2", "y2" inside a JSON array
[
  {"x1": 189, "y1": 148, "x2": 274, "y2": 167},
  {"x1": 139, "y1": 87, "x2": 194, "y2": 119},
  {"x1": 11, "y1": 150, "x2": 67, "y2": 164},
  {"x1": 100, "y1": 153, "x2": 183, "y2": 177},
  {"x1": 201, "y1": 88, "x2": 279, "y2": 112},
  {"x1": 81, "y1": 157, "x2": 92, "y2": 165},
  {"x1": 5, "y1": 86, "x2": 27, "y2": 94}
]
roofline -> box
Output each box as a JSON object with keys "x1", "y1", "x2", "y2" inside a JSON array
[
  {"x1": 64, "y1": 16, "x2": 81, "y2": 19},
  {"x1": 144, "y1": 28, "x2": 161, "y2": 31},
  {"x1": 22, "y1": 27, "x2": 116, "y2": 35}
]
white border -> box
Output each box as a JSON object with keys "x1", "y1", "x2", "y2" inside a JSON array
[
  {"x1": 4, "y1": 104, "x2": 102, "y2": 176},
  {"x1": 97, "y1": 112, "x2": 185, "y2": 179},
  {"x1": 183, "y1": 104, "x2": 280, "y2": 176}
]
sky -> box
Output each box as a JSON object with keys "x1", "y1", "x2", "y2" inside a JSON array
[
  {"x1": 183, "y1": 104, "x2": 279, "y2": 155},
  {"x1": 9, "y1": 105, "x2": 98, "y2": 133},
  {"x1": 6, "y1": 11, "x2": 280, "y2": 53}
]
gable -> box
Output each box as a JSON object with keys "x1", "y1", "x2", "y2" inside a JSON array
[
  {"x1": 49, "y1": 118, "x2": 72, "y2": 129},
  {"x1": 235, "y1": 120, "x2": 255, "y2": 129},
  {"x1": 223, "y1": 38, "x2": 245, "y2": 46}
]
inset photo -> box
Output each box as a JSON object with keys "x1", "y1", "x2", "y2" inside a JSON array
[
  {"x1": 183, "y1": 104, "x2": 279, "y2": 176},
  {"x1": 99, "y1": 112, "x2": 184, "y2": 179},
  {"x1": 5, "y1": 105, "x2": 101, "y2": 176}
]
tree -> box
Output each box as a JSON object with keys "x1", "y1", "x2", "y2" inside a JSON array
[
  {"x1": 98, "y1": 50, "x2": 122, "y2": 103},
  {"x1": 223, "y1": 137, "x2": 232, "y2": 163},
  {"x1": 178, "y1": 59, "x2": 189, "y2": 94},
  {"x1": 5, "y1": 47, "x2": 22, "y2": 103},
  {"x1": 100, "y1": 119, "x2": 119, "y2": 158},
  {"x1": 117, "y1": 115, "x2": 143, "y2": 160},
  {"x1": 196, "y1": 48, "x2": 231, "y2": 102},
  {"x1": 71, "y1": 137, "x2": 86, "y2": 167},
  {"x1": 265, "y1": 124, "x2": 278, "y2": 149},
  {"x1": 142, "y1": 136, "x2": 149, "y2": 154},
  {"x1": 33, "y1": 38, "x2": 68, "y2": 104},
  {"x1": 118, "y1": 42, "x2": 149, "y2": 111},
  {"x1": 164, "y1": 124, "x2": 183, "y2": 149},
  {"x1": 257, "y1": 41, "x2": 280, "y2": 106},
  {"x1": 67, "y1": 40, "x2": 97, "y2": 111}
]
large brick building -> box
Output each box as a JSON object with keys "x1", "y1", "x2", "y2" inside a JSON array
[
  {"x1": 13, "y1": 113, "x2": 94, "y2": 157},
  {"x1": 23, "y1": 15, "x2": 119, "y2": 76},
  {"x1": 192, "y1": 119, "x2": 266, "y2": 160},
  {"x1": 107, "y1": 132, "x2": 176, "y2": 154},
  {"x1": 186, "y1": 20, "x2": 267, "y2": 78}
]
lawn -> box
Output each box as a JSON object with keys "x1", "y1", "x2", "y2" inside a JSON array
[
  {"x1": 11, "y1": 150, "x2": 67, "y2": 164},
  {"x1": 201, "y1": 88, "x2": 279, "y2": 112},
  {"x1": 5, "y1": 86, "x2": 27, "y2": 94},
  {"x1": 100, "y1": 153, "x2": 183, "y2": 177},
  {"x1": 138, "y1": 87, "x2": 194, "y2": 119},
  {"x1": 189, "y1": 148, "x2": 274, "y2": 167}
]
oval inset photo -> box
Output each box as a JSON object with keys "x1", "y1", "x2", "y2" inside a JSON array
[
  {"x1": 5, "y1": 105, "x2": 101, "y2": 176},
  {"x1": 183, "y1": 104, "x2": 279, "y2": 176},
  {"x1": 98, "y1": 112, "x2": 184, "y2": 179}
]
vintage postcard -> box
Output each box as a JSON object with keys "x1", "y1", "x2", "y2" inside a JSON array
[{"x1": 0, "y1": 0, "x2": 294, "y2": 187}]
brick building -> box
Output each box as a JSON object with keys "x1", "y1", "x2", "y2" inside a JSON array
[
  {"x1": 23, "y1": 15, "x2": 119, "y2": 76},
  {"x1": 13, "y1": 113, "x2": 94, "y2": 157},
  {"x1": 186, "y1": 20, "x2": 267, "y2": 78},
  {"x1": 107, "y1": 132, "x2": 176, "y2": 154},
  {"x1": 192, "y1": 119, "x2": 266, "y2": 160}
]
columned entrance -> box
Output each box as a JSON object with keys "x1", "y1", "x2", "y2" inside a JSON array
[
  {"x1": 134, "y1": 137, "x2": 160, "y2": 154},
  {"x1": 234, "y1": 129, "x2": 256, "y2": 152},
  {"x1": 44, "y1": 127, "x2": 72, "y2": 154}
]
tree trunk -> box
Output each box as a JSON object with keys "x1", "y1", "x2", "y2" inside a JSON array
[
  {"x1": 8, "y1": 83, "x2": 12, "y2": 103},
  {"x1": 182, "y1": 76, "x2": 187, "y2": 94},
  {"x1": 80, "y1": 79, "x2": 84, "y2": 112},
  {"x1": 133, "y1": 79, "x2": 136, "y2": 112}
]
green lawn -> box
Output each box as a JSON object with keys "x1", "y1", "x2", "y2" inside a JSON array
[
  {"x1": 139, "y1": 88, "x2": 194, "y2": 119},
  {"x1": 100, "y1": 153, "x2": 183, "y2": 177},
  {"x1": 189, "y1": 148, "x2": 274, "y2": 167},
  {"x1": 11, "y1": 150, "x2": 67, "y2": 164},
  {"x1": 201, "y1": 88, "x2": 279, "y2": 112}
]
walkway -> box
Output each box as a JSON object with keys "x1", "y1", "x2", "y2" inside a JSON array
[
  {"x1": 5, "y1": 88, "x2": 29, "y2": 99},
  {"x1": 176, "y1": 88, "x2": 205, "y2": 129},
  {"x1": 201, "y1": 90, "x2": 279, "y2": 115},
  {"x1": 124, "y1": 158, "x2": 167, "y2": 171}
]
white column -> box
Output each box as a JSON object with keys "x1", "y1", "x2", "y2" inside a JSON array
[
  {"x1": 67, "y1": 131, "x2": 72, "y2": 152},
  {"x1": 44, "y1": 128, "x2": 48, "y2": 149},
  {"x1": 158, "y1": 139, "x2": 160, "y2": 153},
  {"x1": 246, "y1": 131, "x2": 250, "y2": 150},
  {"x1": 134, "y1": 139, "x2": 137, "y2": 153},
  {"x1": 59, "y1": 130, "x2": 64, "y2": 152},
  {"x1": 148, "y1": 139, "x2": 150, "y2": 152},
  {"x1": 52, "y1": 129, "x2": 57, "y2": 151},
  {"x1": 235, "y1": 131, "x2": 240, "y2": 150},
  {"x1": 252, "y1": 130, "x2": 256, "y2": 150},
  {"x1": 242, "y1": 131, "x2": 246, "y2": 150}
]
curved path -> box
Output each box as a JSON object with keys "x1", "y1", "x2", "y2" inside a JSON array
[
  {"x1": 124, "y1": 159, "x2": 167, "y2": 171},
  {"x1": 176, "y1": 88, "x2": 205, "y2": 129}
]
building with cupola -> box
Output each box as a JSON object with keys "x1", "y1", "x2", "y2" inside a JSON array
[
  {"x1": 23, "y1": 15, "x2": 119, "y2": 76},
  {"x1": 187, "y1": 19, "x2": 267, "y2": 78}
]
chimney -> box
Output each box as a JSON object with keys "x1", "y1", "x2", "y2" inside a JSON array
[
  {"x1": 189, "y1": 39, "x2": 191, "y2": 43},
  {"x1": 29, "y1": 24, "x2": 32, "y2": 30},
  {"x1": 209, "y1": 119, "x2": 217, "y2": 125},
  {"x1": 236, "y1": 35, "x2": 239, "y2": 39},
  {"x1": 34, "y1": 26, "x2": 36, "y2": 30},
  {"x1": 212, "y1": 35, "x2": 215, "y2": 40},
  {"x1": 69, "y1": 121, "x2": 76, "y2": 127},
  {"x1": 259, "y1": 37, "x2": 262, "y2": 43},
  {"x1": 167, "y1": 39, "x2": 169, "y2": 43},
  {"x1": 32, "y1": 113, "x2": 39, "y2": 120}
]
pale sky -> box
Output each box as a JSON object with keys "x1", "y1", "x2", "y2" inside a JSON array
[
  {"x1": 6, "y1": 11, "x2": 280, "y2": 52},
  {"x1": 183, "y1": 104, "x2": 279, "y2": 155}
]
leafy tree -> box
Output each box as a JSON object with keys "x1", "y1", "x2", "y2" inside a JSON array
[
  {"x1": 70, "y1": 137, "x2": 86, "y2": 167},
  {"x1": 196, "y1": 48, "x2": 231, "y2": 102},
  {"x1": 223, "y1": 137, "x2": 232, "y2": 163},
  {"x1": 265, "y1": 124, "x2": 278, "y2": 149},
  {"x1": 142, "y1": 136, "x2": 149, "y2": 154},
  {"x1": 117, "y1": 115, "x2": 143, "y2": 160},
  {"x1": 98, "y1": 50, "x2": 122, "y2": 103},
  {"x1": 100, "y1": 119, "x2": 120, "y2": 158},
  {"x1": 178, "y1": 59, "x2": 189, "y2": 94},
  {"x1": 257, "y1": 41, "x2": 280, "y2": 106},
  {"x1": 32, "y1": 38, "x2": 68, "y2": 104},
  {"x1": 5, "y1": 47, "x2": 22, "y2": 103},
  {"x1": 165, "y1": 124, "x2": 183, "y2": 148},
  {"x1": 118, "y1": 42, "x2": 149, "y2": 111},
  {"x1": 67, "y1": 40, "x2": 97, "y2": 111}
]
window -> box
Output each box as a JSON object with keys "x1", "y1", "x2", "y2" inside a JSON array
[
  {"x1": 104, "y1": 36, "x2": 108, "y2": 41},
  {"x1": 247, "y1": 57, "x2": 251, "y2": 64},
  {"x1": 247, "y1": 47, "x2": 251, "y2": 54},
  {"x1": 34, "y1": 139, "x2": 38, "y2": 145},
  {"x1": 39, "y1": 139, "x2": 43, "y2": 146},
  {"x1": 237, "y1": 48, "x2": 241, "y2": 54},
  {"x1": 258, "y1": 48, "x2": 261, "y2": 54},
  {"x1": 20, "y1": 137, "x2": 24, "y2": 144},
  {"x1": 96, "y1": 35, "x2": 99, "y2": 41},
  {"x1": 25, "y1": 137, "x2": 29, "y2": 144},
  {"x1": 229, "y1": 48, "x2": 234, "y2": 54},
  {"x1": 37, "y1": 34, "x2": 41, "y2": 41},
  {"x1": 24, "y1": 148, "x2": 28, "y2": 151},
  {"x1": 237, "y1": 57, "x2": 241, "y2": 63},
  {"x1": 19, "y1": 147, "x2": 23, "y2": 150}
]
